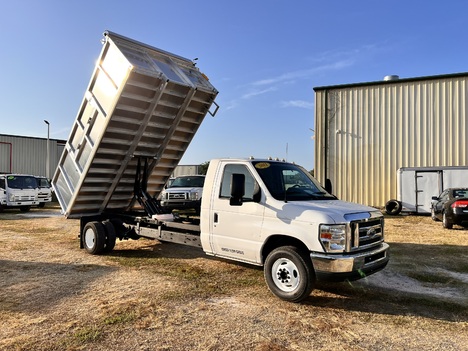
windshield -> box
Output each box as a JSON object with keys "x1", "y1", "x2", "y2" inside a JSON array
[
  {"x1": 169, "y1": 176, "x2": 205, "y2": 188},
  {"x1": 6, "y1": 175, "x2": 38, "y2": 189},
  {"x1": 36, "y1": 178, "x2": 51, "y2": 188},
  {"x1": 252, "y1": 161, "x2": 336, "y2": 201}
]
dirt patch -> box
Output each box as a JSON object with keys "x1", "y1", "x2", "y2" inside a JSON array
[{"x1": 0, "y1": 206, "x2": 467, "y2": 351}]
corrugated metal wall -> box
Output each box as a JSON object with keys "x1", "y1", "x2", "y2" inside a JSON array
[
  {"x1": 0, "y1": 134, "x2": 65, "y2": 176},
  {"x1": 172, "y1": 165, "x2": 201, "y2": 177},
  {"x1": 314, "y1": 74, "x2": 468, "y2": 207}
]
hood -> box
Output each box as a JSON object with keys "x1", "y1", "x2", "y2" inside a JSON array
[
  {"x1": 164, "y1": 186, "x2": 203, "y2": 193},
  {"x1": 278, "y1": 199, "x2": 380, "y2": 223}
]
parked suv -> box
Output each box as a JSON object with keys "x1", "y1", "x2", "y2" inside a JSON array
[{"x1": 159, "y1": 175, "x2": 205, "y2": 213}]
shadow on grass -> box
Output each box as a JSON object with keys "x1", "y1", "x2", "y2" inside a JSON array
[
  {"x1": 0, "y1": 259, "x2": 117, "y2": 312},
  {"x1": 305, "y1": 242, "x2": 468, "y2": 322},
  {"x1": 79, "y1": 238, "x2": 468, "y2": 323},
  {"x1": 0, "y1": 206, "x2": 62, "y2": 220},
  {"x1": 109, "y1": 241, "x2": 206, "y2": 260}
]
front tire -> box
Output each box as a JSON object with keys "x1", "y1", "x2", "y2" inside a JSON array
[
  {"x1": 264, "y1": 246, "x2": 315, "y2": 303},
  {"x1": 20, "y1": 206, "x2": 30, "y2": 212},
  {"x1": 431, "y1": 208, "x2": 439, "y2": 221},
  {"x1": 83, "y1": 221, "x2": 106, "y2": 254}
]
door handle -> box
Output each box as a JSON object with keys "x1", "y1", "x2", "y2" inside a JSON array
[{"x1": 214, "y1": 213, "x2": 218, "y2": 223}]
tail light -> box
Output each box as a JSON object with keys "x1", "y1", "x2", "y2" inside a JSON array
[{"x1": 451, "y1": 200, "x2": 468, "y2": 208}]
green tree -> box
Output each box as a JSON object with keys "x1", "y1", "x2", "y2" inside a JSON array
[{"x1": 199, "y1": 161, "x2": 210, "y2": 175}]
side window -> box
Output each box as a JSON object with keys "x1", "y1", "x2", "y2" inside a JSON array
[
  {"x1": 220, "y1": 164, "x2": 257, "y2": 201},
  {"x1": 441, "y1": 191, "x2": 449, "y2": 201}
]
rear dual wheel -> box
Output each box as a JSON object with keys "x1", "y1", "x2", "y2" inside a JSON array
[{"x1": 83, "y1": 221, "x2": 117, "y2": 255}]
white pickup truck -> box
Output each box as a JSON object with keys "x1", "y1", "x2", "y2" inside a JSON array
[
  {"x1": 52, "y1": 31, "x2": 388, "y2": 302},
  {"x1": 159, "y1": 175, "x2": 205, "y2": 213}
]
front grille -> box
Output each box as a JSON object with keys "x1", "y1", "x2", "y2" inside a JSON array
[
  {"x1": 350, "y1": 216, "x2": 384, "y2": 250},
  {"x1": 14, "y1": 195, "x2": 35, "y2": 201},
  {"x1": 168, "y1": 192, "x2": 188, "y2": 200}
]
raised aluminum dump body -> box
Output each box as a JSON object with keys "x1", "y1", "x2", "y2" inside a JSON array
[{"x1": 52, "y1": 31, "x2": 218, "y2": 218}]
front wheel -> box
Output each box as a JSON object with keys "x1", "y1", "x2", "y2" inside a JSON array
[
  {"x1": 20, "y1": 206, "x2": 31, "y2": 212},
  {"x1": 431, "y1": 208, "x2": 439, "y2": 221},
  {"x1": 264, "y1": 246, "x2": 315, "y2": 303}
]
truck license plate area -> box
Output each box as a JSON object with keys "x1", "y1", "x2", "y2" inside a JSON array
[{"x1": 365, "y1": 251, "x2": 385, "y2": 264}]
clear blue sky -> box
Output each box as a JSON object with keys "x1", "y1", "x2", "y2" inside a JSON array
[{"x1": 1, "y1": 1, "x2": 467, "y2": 171}]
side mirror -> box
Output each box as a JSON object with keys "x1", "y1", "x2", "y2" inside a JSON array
[
  {"x1": 325, "y1": 179, "x2": 333, "y2": 194},
  {"x1": 431, "y1": 196, "x2": 438, "y2": 201},
  {"x1": 230, "y1": 173, "x2": 245, "y2": 206}
]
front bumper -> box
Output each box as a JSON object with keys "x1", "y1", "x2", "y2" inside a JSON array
[
  {"x1": 7, "y1": 201, "x2": 39, "y2": 206},
  {"x1": 160, "y1": 200, "x2": 201, "y2": 210},
  {"x1": 310, "y1": 243, "x2": 389, "y2": 281}
]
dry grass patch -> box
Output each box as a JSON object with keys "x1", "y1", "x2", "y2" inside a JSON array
[{"x1": 0, "y1": 206, "x2": 467, "y2": 351}]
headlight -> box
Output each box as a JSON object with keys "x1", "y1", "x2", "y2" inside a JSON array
[
  {"x1": 8, "y1": 193, "x2": 15, "y2": 202},
  {"x1": 319, "y1": 224, "x2": 347, "y2": 253},
  {"x1": 189, "y1": 192, "x2": 199, "y2": 201}
]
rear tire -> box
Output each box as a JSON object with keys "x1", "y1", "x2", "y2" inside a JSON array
[
  {"x1": 103, "y1": 221, "x2": 117, "y2": 253},
  {"x1": 264, "y1": 246, "x2": 315, "y2": 303},
  {"x1": 442, "y1": 212, "x2": 453, "y2": 229},
  {"x1": 83, "y1": 221, "x2": 106, "y2": 254}
]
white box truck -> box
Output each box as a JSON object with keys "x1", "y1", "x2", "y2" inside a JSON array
[
  {"x1": 52, "y1": 31, "x2": 389, "y2": 302},
  {"x1": 35, "y1": 176, "x2": 53, "y2": 207},
  {"x1": 0, "y1": 174, "x2": 39, "y2": 212}
]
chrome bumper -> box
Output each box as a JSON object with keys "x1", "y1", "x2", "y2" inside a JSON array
[{"x1": 310, "y1": 243, "x2": 389, "y2": 275}]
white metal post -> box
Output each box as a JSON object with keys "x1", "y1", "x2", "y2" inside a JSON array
[{"x1": 44, "y1": 120, "x2": 50, "y2": 179}]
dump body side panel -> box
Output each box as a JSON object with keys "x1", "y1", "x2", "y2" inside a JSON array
[{"x1": 52, "y1": 31, "x2": 218, "y2": 218}]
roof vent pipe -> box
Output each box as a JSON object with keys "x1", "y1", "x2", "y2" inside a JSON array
[{"x1": 384, "y1": 75, "x2": 399, "y2": 81}]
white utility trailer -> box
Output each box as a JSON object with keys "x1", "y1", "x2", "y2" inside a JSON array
[
  {"x1": 52, "y1": 31, "x2": 218, "y2": 218},
  {"x1": 385, "y1": 166, "x2": 468, "y2": 215}
]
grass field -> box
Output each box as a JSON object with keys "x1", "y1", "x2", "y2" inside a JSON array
[{"x1": 0, "y1": 205, "x2": 467, "y2": 351}]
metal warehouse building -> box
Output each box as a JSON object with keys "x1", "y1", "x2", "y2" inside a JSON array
[
  {"x1": 313, "y1": 72, "x2": 468, "y2": 208},
  {"x1": 1, "y1": 133, "x2": 201, "y2": 181},
  {"x1": 0, "y1": 134, "x2": 66, "y2": 178}
]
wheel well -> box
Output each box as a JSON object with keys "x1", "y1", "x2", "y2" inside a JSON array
[{"x1": 261, "y1": 235, "x2": 310, "y2": 264}]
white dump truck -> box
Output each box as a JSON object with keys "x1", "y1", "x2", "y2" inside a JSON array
[{"x1": 52, "y1": 31, "x2": 388, "y2": 302}]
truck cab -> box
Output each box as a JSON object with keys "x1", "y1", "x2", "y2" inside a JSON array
[
  {"x1": 0, "y1": 174, "x2": 39, "y2": 212},
  {"x1": 200, "y1": 158, "x2": 389, "y2": 301}
]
